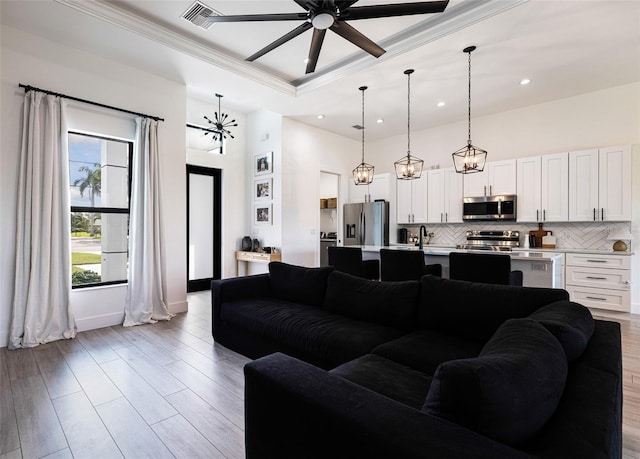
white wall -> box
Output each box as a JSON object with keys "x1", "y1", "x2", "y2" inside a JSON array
[
  {"x1": 0, "y1": 26, "x2": 187, "y2": 344},
  {"x1": 281, "y1": 118, "x2": 360, "y2": 267},
  {"x1": 186, "y1": 96, "x2": 247, "y2": 279}
]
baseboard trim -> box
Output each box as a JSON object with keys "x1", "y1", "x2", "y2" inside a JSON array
[
  {"x1": 169, "y1": 300, "x2": 188, "y2": 314},
  {"x1": 75, "y1": 312, "x2": 124, "y2": 332}
]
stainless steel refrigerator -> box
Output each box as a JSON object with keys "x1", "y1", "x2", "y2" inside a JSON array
[{"x1": 343, "y1": 201, "x2": 389, "y2": 246}]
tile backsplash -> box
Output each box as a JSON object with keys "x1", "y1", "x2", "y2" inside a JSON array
[{"x1": 400, "y1": 221, "x2": 632, "y2": 251}]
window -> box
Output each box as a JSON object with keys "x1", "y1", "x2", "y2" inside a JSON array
[{"x1": 69, "y1": 132, "x2": 132, "y2": 288}]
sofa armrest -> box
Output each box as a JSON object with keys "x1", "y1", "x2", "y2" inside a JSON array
[
  {"x1": 211, "y1": 274, "x2": 271, "y2": 321},
  {"x1": 244, "y1": 353, "x2": 529, "y2": 459}
]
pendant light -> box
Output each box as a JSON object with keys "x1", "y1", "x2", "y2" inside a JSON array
[
  {"x1": 452, "y1": 46, "x2": 487, "y2": 174},
  {"x1": 353, "y1": 86, "x2": 375, "y2": 185},
  {"x1": 203, "y1": 93, "x2": 238, "y2": 142},
  {"x1": 394, "y1": 69, "x2": 424, "y2": 180}
]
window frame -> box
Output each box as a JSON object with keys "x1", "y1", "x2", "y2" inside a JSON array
[{"x1": 69, "y1": 130, "x2": 133, "y2": 289}]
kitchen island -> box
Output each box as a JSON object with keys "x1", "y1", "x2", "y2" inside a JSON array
[{"x1": 355, "y1": 245, "x2": 563, "y2": 289}]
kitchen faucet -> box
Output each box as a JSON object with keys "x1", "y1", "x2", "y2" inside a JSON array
[{"x1": 419, "y1": 225, "x2": 427, "y2": 250}]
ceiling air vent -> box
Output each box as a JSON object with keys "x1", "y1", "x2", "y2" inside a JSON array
[{"x1": 181, "y1": 1, "x2": 220, "y2": 30}]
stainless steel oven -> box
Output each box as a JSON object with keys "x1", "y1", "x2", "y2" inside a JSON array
[{"x1": 462, "y1": 195, "x2": 516, "y2": 221}]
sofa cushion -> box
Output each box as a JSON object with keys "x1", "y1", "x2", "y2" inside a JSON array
[
  {"x1": 423, "y1": 318, "x2": 568, "y2": 446},
  {"x1": 323, "y1": 271, "x2": 419, "y2": 330},
  {"x1": 269, "y1": 262, "x2": 333, "y2": 307},
  {"x1": 330, "y1": 354, "x2": 433, "y2": 410},
  {"x1": 372, "y1": 330, "x2": 483, "y2": 375},
  {"x1": 418, "y1": 275, "x2": 570, "y2": 342},
  {"x1": 220, "y1": 298, "x2": 403, "y2": 367},
  {"x1": 527, "y1": 300, "x2": 594, "y2": 362}
]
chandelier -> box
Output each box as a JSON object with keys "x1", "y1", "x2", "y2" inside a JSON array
[
  {"x1": 394, "y1": 69, "x2": 424, "y2": 180},
  {"x1": 452, "y1": 46, "x2": 487, "y2": 174},
  {"x1": 203, "y1": 93, "x2": 237, "y2": 143},
  {"x1": 353, "y1": 86, "x2": 374, "y2": 185}
]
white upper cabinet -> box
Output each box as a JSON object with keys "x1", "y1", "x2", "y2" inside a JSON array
[
  {"x1": 464, "y1": 159, "x2": 516, "y2": 197},
  {"x1": 541, "y1": 153, "x2": 569, "y2": 222},
  {"x1": 568, "y1": 146, "x2": 631, "y2": 221},
  {"x1": 348, "y1": 173, "x2": 390, "y2": 203},
  {"x1": 427, "y1": 167, "x2": 463, "y2": 223},
  {"x1": 397, "y1": 177, "x2": 428, "y2": 224},
  {"x1": 517, "y1": 153, "x2": 568, "y2": 222}
]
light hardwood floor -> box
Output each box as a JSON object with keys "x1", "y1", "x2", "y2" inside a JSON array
[{"x1": 1, "y1": 292, "x2": 639, "y2": 459}]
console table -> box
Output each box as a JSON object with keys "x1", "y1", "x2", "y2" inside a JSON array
[{"x1": 236, "y1": 251, "x2": 281, "y2": 276}]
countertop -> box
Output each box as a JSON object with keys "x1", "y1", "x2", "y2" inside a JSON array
[
  {"x1": 354, "y1": 245, "x2": 563, "y2": 262},
  {"x1": 387, "y1": 244, "x2": 634, "y2": 257}
]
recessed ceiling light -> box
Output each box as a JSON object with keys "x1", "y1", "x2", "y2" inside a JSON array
[
  {"x1": 376, "y1": 118, "x2": 384, "y2": 124},
  {"x1": 316, "y1": 114, "x2": 325, "y2": 119},
  {"x1": 437, "y1": 101, "x2": 446, "y2": 107},
  {"x1": 520, "y1": 78, "x2": 531, "y2": 85},
  {"x1": 304, "y1": 58, "x2": 310, "y2": 64}
]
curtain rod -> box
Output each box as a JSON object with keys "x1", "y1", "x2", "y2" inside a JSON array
[{"x1": 19, "y1": 84, "x2": 165, "y2": 122}]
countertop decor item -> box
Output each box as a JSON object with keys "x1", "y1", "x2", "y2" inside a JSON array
[
  {"x1": 452, "y1": 46, "x2": 488, "y2": 174},
  {"x1": 607, "y1": 227, "x2": 633, "y2": 251},
  {"x1": 394, "y1": 69, "x2": 424, "y2": 180},
  {"x1": 353, "y1": 85, "x2": 375, "y2": 185}
]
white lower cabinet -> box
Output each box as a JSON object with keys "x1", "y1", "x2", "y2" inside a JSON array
[{"x1": 565, "y1": 253, "x2": 631, "y2": 312}]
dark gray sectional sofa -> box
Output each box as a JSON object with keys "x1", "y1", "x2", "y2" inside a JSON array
[{"x1": 211, "y1": 262, "x2": 622, "y2": 459}]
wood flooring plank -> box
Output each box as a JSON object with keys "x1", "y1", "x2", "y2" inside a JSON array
[
  {"x1": 32, "y1": 344, "x2": 82, "y2": 400},
  {"x1": 111, "y1": 327, "x2": 181, "y2": 365},
  {"x1": 96, "y1": 397, "x2": 174, "y2": 459},
  {"x1": 54, "y1": 338, "x2": 85, "y2": 355},
  {"x1": 151, "y1": 414, "x2": 224, "y2": 458},
  {"x1": 0, "y1": 350, "x2": 20, "y2": 455},
  {"x1": 93, "y1": 326, "x2": 134, "y2": 350},
  {"x1": 5, "y1": 348, "x2": 39, "y2": 381},
  {"x1": 100, "y1": 358, "x2": 178, "y2": 424},
  {"x1": 52, "y1": 391, "x2": 123, "y2": 459},
  {"x1": 76, "y1": 330, "x2": 120, "y2": 364},
  {"x1": 41, "y1": 448, "x2": 74, "y2": 459},
  {"x1": 0, "y1": 449, "x2": 22, "y2": 459},
  {"x1": 113, "y1": 346, "x2": 186, "y2": 396},
  {"x1": 166, "y1": 389, "x2": 244, "y2": 459},
  {"x1": 170, "y1": 348, "x2": 244, "y2": 399},
  {"x1": 10, "y1": 374, "x2": 68, "y2": 459},
  {"x1": 63, "y1": 350, "x2": 122, "y2": 406},
  {"x1": 164, "y1": 360, "x2": 244, "y2": 429}
]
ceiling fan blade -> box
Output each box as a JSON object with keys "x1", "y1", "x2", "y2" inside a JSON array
[
  {"x1": 294, "y1": 0, "x2": 320, "y2": 10},
  {"x1": 246, "y1": 22, "x2": 313, "y2": 61},
  {"x1": 205, "y1": 12, "x2": 308, "y2": 24},
  {"x1": 344, "y1": 1, "x2": 449, "y2": 20},
  {"x1": 330, "y1": 21, "x2": 385, "y2": 57},
  {"x1": 306, "y1": 28, "x2": 327, "y2": 74}
]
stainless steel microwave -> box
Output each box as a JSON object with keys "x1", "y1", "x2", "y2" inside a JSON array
[{"x1": 462, "y1": 195, "x2": 517, "y2": 221}]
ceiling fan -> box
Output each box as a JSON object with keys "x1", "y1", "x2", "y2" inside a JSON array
[{"x1": 205, "y1": 1, "x2": 449, "y2": 74}]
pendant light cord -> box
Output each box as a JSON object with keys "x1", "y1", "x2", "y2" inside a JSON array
[
  {"x1": 406, "y1": 70, "x2": 412, "y2": 157},
  {"x1": 467, "y1": 49, "x2": 472, "y2": 145},
  {"x1": 361, "y1": 87, "x2": 365, "y2": 163}
]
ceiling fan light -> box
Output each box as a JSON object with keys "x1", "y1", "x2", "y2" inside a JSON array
[{"x1": 312, "y1": 12, "x2": 334, "y2": 30}]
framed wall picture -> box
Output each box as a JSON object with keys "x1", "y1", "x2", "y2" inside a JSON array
[
  {"x1": 254, "y1": 178, "x2": 272, "y2": 201},
  {"x1": 254, "y1": 151, "x2": 272, "y2": 176},
  {"x1": 254, "y1": 204, "x2": 272, "y2": 225}
]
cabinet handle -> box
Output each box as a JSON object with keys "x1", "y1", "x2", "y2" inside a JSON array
[
  {"x1": 536, "y1": 209, "x2": 539, "y2": 221},
  {"x1": 489, "y1": 185, "x2": 492, "y2": 195},
  {"x1": 586, "y1": 259, "x2": 607, "y2": 263},
  {"x1": 585, "y1": 276, "x2": 607, "y2": 280},
  {"x1": 445, "y1": 212, "x2": 448, "y2": 222},
  {"x1": 586, "y1": 296, "x2": 607, "y2": 301},
  {"x1": 601, "y1": 208, "x2": 604, "y2": 221},
  {"x1": 593, "y1": 208, "x2": 596, "y2": 221},
  {"x1": 543, "y1": 209, "x2": 546, "y2": 221},
  {"x1": 440, "y1": 213, "x2": 443, "y2": 223},
  {"x1": 483, "y1": 185, "x2": 486, "y2": 196}
]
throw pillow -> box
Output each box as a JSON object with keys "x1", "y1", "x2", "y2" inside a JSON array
[
  {"x1": 423, "y1": 318, "x2": 568, "y2": 446},
  {"x1": 268, "y1": 262, "x2": 334, "y2": 307},
  {"x1": 323, "y1": 271, "x2": 419, "y2": 330},
  {"x1": 528, "y1": 300, "x2": 594, "y2": 362}
]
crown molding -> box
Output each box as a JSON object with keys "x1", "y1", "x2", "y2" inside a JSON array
[{"x1": 55, "y1": 0, "x2": 296, "y2": 96}]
